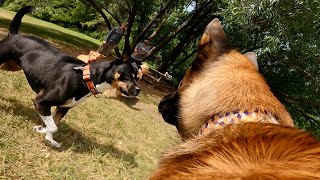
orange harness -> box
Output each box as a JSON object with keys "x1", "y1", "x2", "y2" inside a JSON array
[{"x1": 82, "y1": 65, "x2": 99, "y2": 95}]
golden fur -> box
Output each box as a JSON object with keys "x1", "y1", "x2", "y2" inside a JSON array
[
  {"x1": 138, "y1": 63, "x2": 149, "y2": 80},
  {"x1": 151, "y1": 123, "x2": 320, "y2": 179},
  {"x1": 150, "y1": 19, "x2": 320, "y2": 179},
  {"x1": 77, "y1": 50, "x2": 105, "y2": 63},
  {"x1": 179, "y1": 50, "x2": 293, "y2": 138}
]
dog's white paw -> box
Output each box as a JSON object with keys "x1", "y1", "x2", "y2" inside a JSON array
[
  {"x1": 45, "y1": 139, "x2": 61, "y2": 148},
  {"x1": 33, "y1": 126, "x2": 48, "y2": 133}
]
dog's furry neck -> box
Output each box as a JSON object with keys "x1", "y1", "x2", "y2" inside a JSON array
[
  {"x1": 178, "y1": 51, "x2": 293, "y2": 139},
  {"x1": 87, "y1": 61, "x2": 114, "y2": 85}
]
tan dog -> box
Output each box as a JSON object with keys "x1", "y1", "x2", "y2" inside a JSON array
[
  {"x1": 151, "y1": 19, "x2": 320, "y2": 179},
  {"x1": 77, "y1": 50, "x2": 105, "y2": 64},
  {"x1": 138, "y1": 62, "x2": 149, "y2": 80}
]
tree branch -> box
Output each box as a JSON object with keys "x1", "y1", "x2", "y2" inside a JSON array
[
  {"x1": 122, "y1": 0, "x2": 139, "y2": 58},
  {"x1": 132, "y1": 0, "x2": 176, "y2": 47},
  {"x1": 81, "y1": 0, "x2": 121, "y2": 56},
  {"x1": 276, "y1": 90, "x2": 320, "y2": 109},
  {"x1": 103, "y1": 7, "x2": 121, "y2": 26}
]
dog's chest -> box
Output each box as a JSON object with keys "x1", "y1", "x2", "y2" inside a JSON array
[
  {"x1": 60, "y1": 82, "x2": 113, "y2": 108},
  {"x1": 60, "y1": 94, "x2": 91, "y2": 108},
  {"x1": 95, "y1": 82, "x2": 113, "y2": 92}
]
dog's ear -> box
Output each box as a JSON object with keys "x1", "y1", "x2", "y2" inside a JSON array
[
  {"x1": 191, "y1": 18, "x2": 229, "y2": 72},
  {"x1": 244, "y1": 52, "x2": 259, "y2": 70},
  {"x1": 199, "y1": 18, "x2": 229, "y2": 57},
  {"x1": 114, "y1": 58, "x2": 123, "y2": 65}
]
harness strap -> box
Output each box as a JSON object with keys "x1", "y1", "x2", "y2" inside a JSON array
[{"x1": 83, "y1": 65, "x2": 99, "y2": 95}]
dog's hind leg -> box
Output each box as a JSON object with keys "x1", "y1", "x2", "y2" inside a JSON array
[{"x1": 31, "y1": 91, "x2": 61, "y2": 148}]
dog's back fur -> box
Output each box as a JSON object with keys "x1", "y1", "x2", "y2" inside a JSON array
[
  {"x1": 151, "y1": 123, "x2": 320, "y2": 179},
  {"x1": 151, "y1": 19, "x2": 320, "y2": 179}
]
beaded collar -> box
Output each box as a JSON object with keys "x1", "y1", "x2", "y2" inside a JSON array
[{"x1": 199, "y1": 109, "x2": 279, "y2": 135}]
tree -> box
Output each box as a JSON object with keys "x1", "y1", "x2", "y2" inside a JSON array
[{"x1": 220, "y1": 0, "x2": 320, "y2": 136}]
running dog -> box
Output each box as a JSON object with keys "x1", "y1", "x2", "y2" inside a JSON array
[
  {"x1": 0, "y1": 6, "x2": 140, "y2": 148},
  {"x1": 151, "y1": 19, "x2": 320, "y2": 179}
]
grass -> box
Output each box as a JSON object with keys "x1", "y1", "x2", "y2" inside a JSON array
[
  {"x1": 0, "y1": 8, "x2": 100, "y2": 54},
  {"x1": 0, "y1": 8, "x2": 179, "y2": 179}
]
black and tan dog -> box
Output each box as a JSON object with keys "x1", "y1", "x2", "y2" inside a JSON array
[
  {"x1": 0, "y1": 6, "x2": 140, "y2": 148},
  {"x1": 151, "y1": 19, "x2": 320, "y2": 179}
]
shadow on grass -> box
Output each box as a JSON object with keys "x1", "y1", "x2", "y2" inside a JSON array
[
  {"x1": 117, "y1": 96, "x2": 140, "y2": 111},
  {"x1": 0, "y1": 95, "x2": 137, "y2": 167},
  {"x1": 0, "y1": 96, "x2": 40, "y2": 124},
  {"x1": 55, "y1": 123, "x2": 138, "y2": 167}
]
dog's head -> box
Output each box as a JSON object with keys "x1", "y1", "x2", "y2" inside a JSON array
[
  {"x1": 152, "y1": 18, "x2": 298, "y2": 180},
  {"x1": 88, "y1": 50, "x2": 105, "y2": 63},
  {"x1": 158, "y1": 19, "x2": 262, "y2": 135},
  {"x1": 109, "y1": 59, "x2": 141, "y2": 97}
]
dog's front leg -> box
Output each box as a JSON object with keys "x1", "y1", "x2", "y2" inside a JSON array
[
  {"x1": 31, "y1": 94, "x2": 61, "y2": 148},
  {"x1": 34, "y1": 115, "x2": 61, "y2": 148}
]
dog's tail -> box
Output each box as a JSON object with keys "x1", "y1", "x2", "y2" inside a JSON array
[{"x1": 9, "y1": 6, "x2": 36, "y2": 35}]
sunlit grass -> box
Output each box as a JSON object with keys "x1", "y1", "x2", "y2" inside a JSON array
[{"x1": 0, "y1": 8, "x2": 100, "y2": 52}]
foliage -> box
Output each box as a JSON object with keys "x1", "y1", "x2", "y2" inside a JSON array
[
  {"x1": 2, "y1": 0, "x2": 103, "y2": 38},
  {"x1": 1, "y1": 0, "x2": 319, "y2": 137},
  {"x1": 221, "y1": 0, "x2": 320, "y2": 137}
]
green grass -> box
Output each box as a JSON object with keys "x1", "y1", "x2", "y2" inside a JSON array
[
  {"x1": 0, "y1": 8, "x2": 100, "y2": 53},
  {"x1": 0, "y1": 8, "x2": 179, "y2": 179}
]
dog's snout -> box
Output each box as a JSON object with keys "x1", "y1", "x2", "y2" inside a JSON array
[{"x1": 131, "y1": 86, "x2": 140, "y2": 96}]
